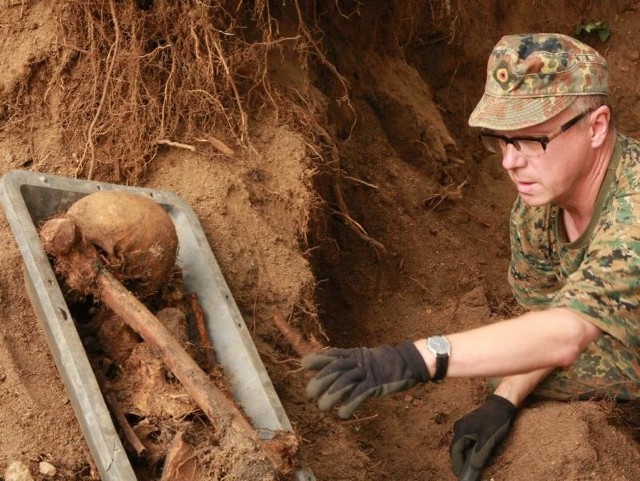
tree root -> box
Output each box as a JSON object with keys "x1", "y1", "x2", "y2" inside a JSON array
[{"x1": 273, "y1": 309, "x2": 323, "y2": 358}]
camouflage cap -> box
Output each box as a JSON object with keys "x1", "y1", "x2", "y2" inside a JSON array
[{"x1": 469, "y1": 33, "x2": 608, "y2": 131}]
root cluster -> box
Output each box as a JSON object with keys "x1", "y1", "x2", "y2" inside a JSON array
[{"x1": 58, "y1": 0, "x2": 281, "y2": 183}]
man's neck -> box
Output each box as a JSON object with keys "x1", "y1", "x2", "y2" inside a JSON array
[{"x1": 561, "y1": 132, "x2": 616, "y2": 241}]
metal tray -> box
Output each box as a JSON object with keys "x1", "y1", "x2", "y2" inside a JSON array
[{"x1": 0, "y1": 169, "x2": 314, "y2": 481}]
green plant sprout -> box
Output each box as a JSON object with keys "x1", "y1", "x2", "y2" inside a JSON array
[{"x1": 575, "y1": 20, "x2": 611, "y2": 42}]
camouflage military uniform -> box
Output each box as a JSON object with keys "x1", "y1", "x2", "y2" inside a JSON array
[{"x1": 509, "y1": 135, "x2": 640, "y2": 400}]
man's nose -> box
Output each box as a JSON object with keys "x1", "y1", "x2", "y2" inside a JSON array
[{"x1": 501, "y1": 144, "x2": 526, "y2": 170}]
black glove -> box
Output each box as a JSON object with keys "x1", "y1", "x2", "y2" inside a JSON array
[
  {"x1": 301, "y1": 341, "x2": 430, "y2": 419},
  {"x1": 450, "y1": 394, "x2": 517, "y2": 477}
]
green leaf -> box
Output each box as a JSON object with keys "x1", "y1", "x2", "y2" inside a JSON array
[
  {"x1": 597, "y1": 27, "x2": 611, "y2": 42},
  {"x1": 574, "y1": 20, "x2": 611, "y2": 42}
]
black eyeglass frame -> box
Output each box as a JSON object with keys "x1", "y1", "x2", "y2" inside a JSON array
[{"x1": 478, "y1": 108, "x2": 595, "y2": 153}]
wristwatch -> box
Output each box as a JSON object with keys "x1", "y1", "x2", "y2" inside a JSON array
[{"x1": 426, "y1": 335, "x2": 451, "y2": 382}]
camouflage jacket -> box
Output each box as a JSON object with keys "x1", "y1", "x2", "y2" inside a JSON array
[{"x1": 509, "y1": 134, "x2": 640, "y2": 350}]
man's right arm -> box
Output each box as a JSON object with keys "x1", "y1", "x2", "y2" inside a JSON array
[{"x1": 414, "y1": 307, "x2": 602, "y2": 382}]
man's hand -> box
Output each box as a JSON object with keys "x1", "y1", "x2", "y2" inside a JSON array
[
  {"x1": 450, "y1": 394, "x2": 517, "y2": 477},
  {"x1": 302, "y1": 341, "x2": 430, "y2": 418}
]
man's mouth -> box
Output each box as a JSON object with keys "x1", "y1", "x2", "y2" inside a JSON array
[{"x1": 514, "y1": 179, "x2": 536, "y2": 194}]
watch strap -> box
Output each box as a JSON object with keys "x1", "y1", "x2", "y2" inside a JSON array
[{"x1": 432, "y1": 353, "x2": 448, "y2": 382}]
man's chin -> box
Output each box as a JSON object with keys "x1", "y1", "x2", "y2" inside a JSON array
[{"x1": 518, "y1": 192, "x2": 551, "y2": 207}]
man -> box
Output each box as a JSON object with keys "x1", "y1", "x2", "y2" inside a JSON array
[{"x1": 302, "y1": 33, "x2": 640, "y2": 478}]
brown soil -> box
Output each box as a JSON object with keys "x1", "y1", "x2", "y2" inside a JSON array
[{"x1": 0, "y1": 1, "x2": 639, "y2": 480}]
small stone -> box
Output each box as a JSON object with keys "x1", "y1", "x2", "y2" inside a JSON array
[
  {"x1": 5, "y1": 461, "x2": 34, "y2": 481},
  {"x1": 38, "y1": 462, "x2": 56, "y2": 477},
  {"x1": 433, "y1": 412, "x2": 448, "y2": 424}
]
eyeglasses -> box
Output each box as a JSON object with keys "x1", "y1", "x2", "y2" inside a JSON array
[{"x1": 479, "y1": 109, "x2": 594, "y2": 157}]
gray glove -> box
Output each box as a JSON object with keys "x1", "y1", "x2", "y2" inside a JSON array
[
  {"x1": 302, "y1": 341, "x2": 430, "y2": 418},
  {"x1": 450, "y1": 394, "x2": 517, "y2": 477}
]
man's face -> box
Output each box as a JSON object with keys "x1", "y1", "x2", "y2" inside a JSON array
[{"x1": 495, "y1": 109, "x2": 593, "y2": 208}]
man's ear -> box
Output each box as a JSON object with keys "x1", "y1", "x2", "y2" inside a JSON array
[{"x1": 590, "y1": 105, "x2": 611, "y2": 148}]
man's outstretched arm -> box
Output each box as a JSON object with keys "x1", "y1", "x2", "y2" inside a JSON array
[{"x1": 414, "y1": 307, "x2": 602, "y2": 381}]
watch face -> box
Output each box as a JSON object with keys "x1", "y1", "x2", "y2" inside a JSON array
[{"x1": 428, "y1": 336, "x2": 450, "y2": 355}]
